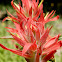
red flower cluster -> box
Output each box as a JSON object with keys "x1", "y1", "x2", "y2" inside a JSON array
[{"x1": 0, "y1": 0, "x2": 62, "y2": 62}]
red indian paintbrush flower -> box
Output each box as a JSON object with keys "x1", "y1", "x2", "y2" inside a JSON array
[{"x1": 0, "y1": 0, "x2": 62, "y2": 62}]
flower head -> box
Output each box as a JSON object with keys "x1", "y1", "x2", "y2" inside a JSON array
[{"x1": 0, "y1": 0, "x2": 62, "y2": 62}]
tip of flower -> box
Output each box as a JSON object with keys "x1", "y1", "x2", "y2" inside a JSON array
[
  {"x1": 12, "y1": 0, "x2": 14, "y2": 1},
  {"x1": 11, "y1": 0, "x2": 14, "y2": 6},
  {"x1": 57, "y1": 15, "x2": 60, "y2": 19},
  {"x1": 58, "y1": 41, "x2": 62, "y2": 47},
  {"x1": 2, "y1": 17, "x2": 8, "y2": 22},
  {"x1": 0, "y1": 44, "x2": 2, "y2": 47},
  {"x1": 0, "y1": 44, "x2": 6, "y2": 49}
]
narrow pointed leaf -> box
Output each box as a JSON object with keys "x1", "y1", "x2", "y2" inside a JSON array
[
  {"x1": 0, "y1": 36, "x2": 13, "y2": 39},
  {"x1": 0, "y1": 44, "x2": 31, "y2": 58}
]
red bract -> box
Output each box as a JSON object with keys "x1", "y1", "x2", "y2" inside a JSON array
[{"x1": 0, "y1": 0, "x2": 62, "y2": 62}]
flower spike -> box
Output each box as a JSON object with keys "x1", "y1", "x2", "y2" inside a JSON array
[{"x1": 0, "y1": 0, "x2": 62, "y2": 62}]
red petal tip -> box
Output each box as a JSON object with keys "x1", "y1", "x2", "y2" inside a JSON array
[
  {"x1": 58, "y1": 41, "x2": 62, "y2": 47},
  {"x1": 57, "y1": 15, "x2": 60, "y2": 19}
]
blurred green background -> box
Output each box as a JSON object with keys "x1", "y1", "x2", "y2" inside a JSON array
[{"x1": 0, "y1": 0, "x2": 62, "y2": 62}]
